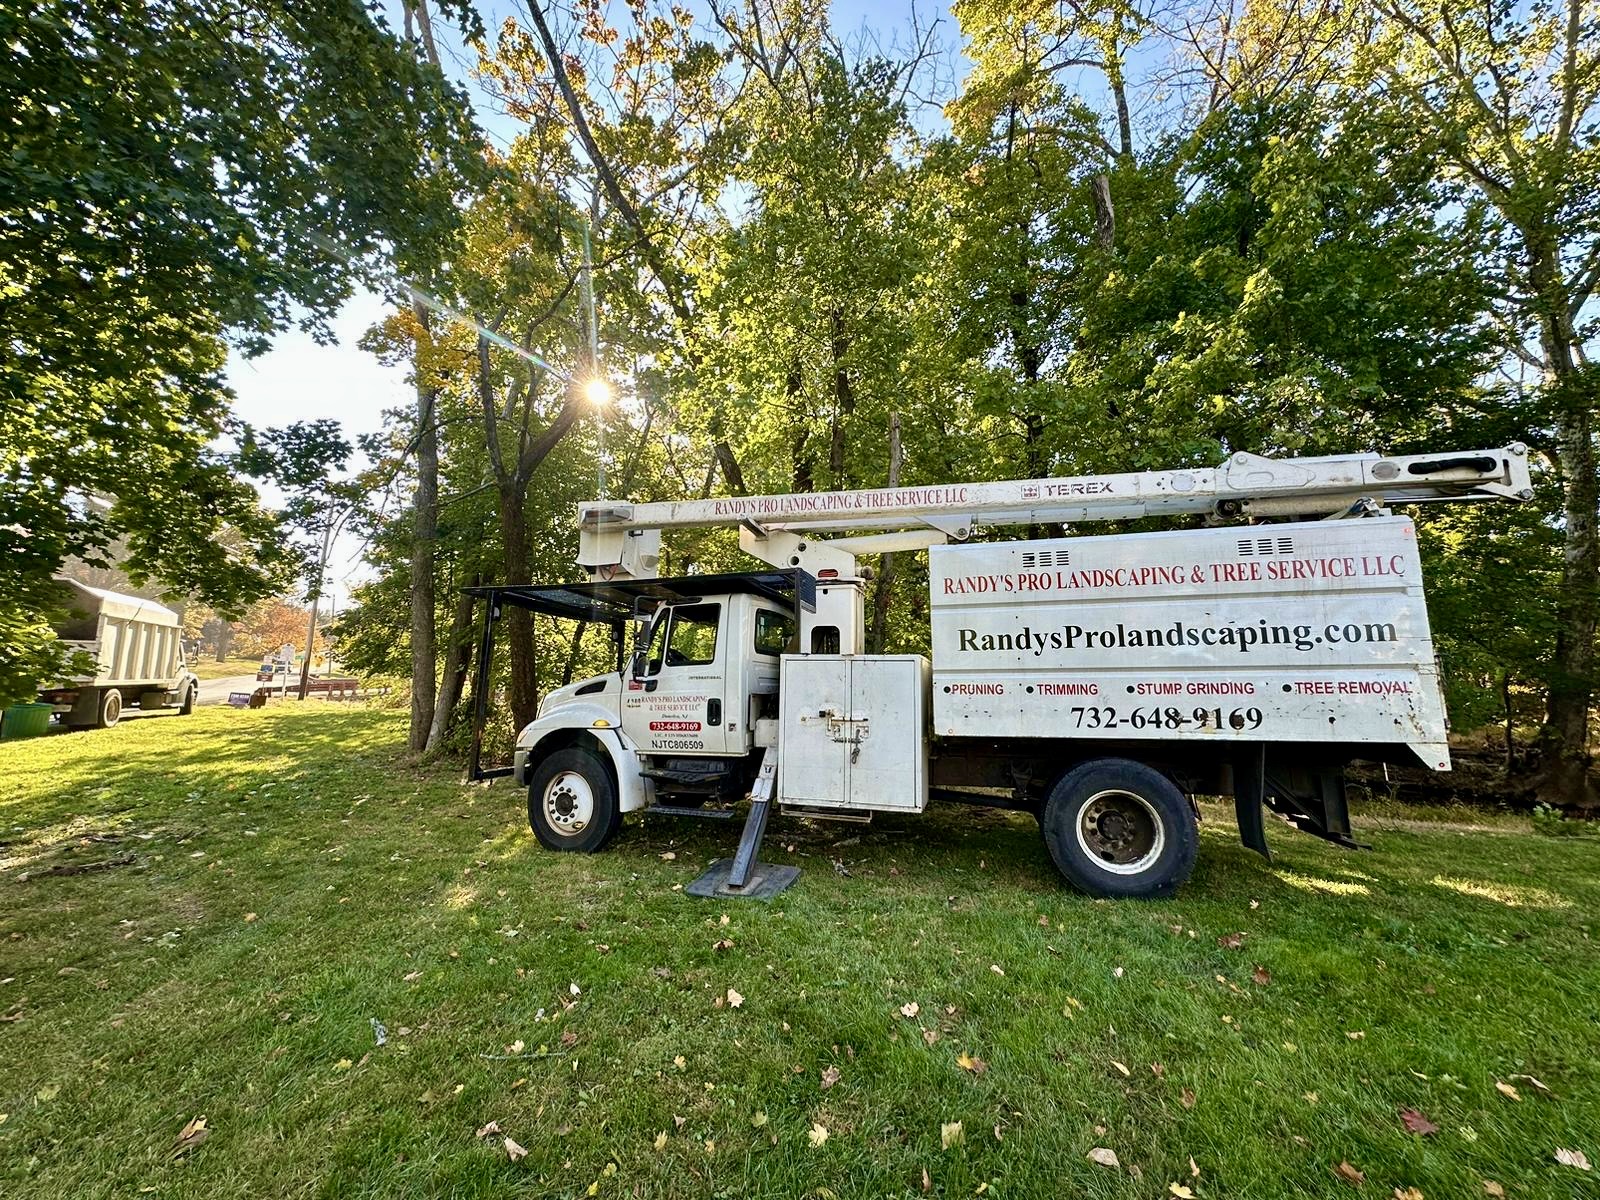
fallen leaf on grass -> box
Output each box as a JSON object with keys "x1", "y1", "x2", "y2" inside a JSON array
[
  {"x1": 922, "y1": 1167, "x2": 932, "y2": 1192},
  {"x1": 1494, "y1": 1081, "x2": 1521, "y2": 1101},
  {"x1": 1510, "y1": 1073, "x2": 1550, "y2": 1093},
  {"x1": 508, "y1": 1040, "x2": 525, "y2": 1055},
  {"x1": 956, "y1": 1052, "x2": 988, "y2": 1075},
  {"x1": 821, "y1": 1065, "x2": 841, "y2": 1089},
  {"x1": 1111, "y1": 1061, "x2": 1131, "y2": 1077},
  {"x1": 989, "y1": 964, "x2": 1005, "y2": 976},
  {"x1": 900, "y1": 1002, "x2": 920, "y2": 1018},
  {"x1": 333, "y1": 1058, "x2": 352, "y2": 1071},
  {"x1": 171, "y1": 1116, "x2": 209, "y2": 1158},
  {"x1": 1555, "y1": 1148, "x2": 1591, "y2": 1171},
  {"x1": 476, "y1": 1121, "x2": 501, "y2": 1139},
  {"x1": 243, "y1": 913, "x2": 258, "y2": 923},
  {"x1": 560, "y1": 1030, "x2": 577, "y2": 1048},
  {"x1": 923, "y1": 1029, "x2": 939, "y2": 1045},
  {"x1": 1087, "y1": 1147, "x2": 1119, "y2": 1168},
  {"x1": 1181, "y1": 1088, "x2": 1196, "y2": 1109},
  {"x1": 660, "y1": 852, "x2": 676, "y2": 861},
  {"x1": 1252, "y1": 965, "x2": 1272, "y2": 986},
  {"x1": 1399, "y1": 1109, "x2": 1439, "y2": 1136},
  {"x1": 403, "y1": 970, "x2": 422, "y2": 982},
  {"x1": 1482, "y1": 1182, "x2": 1504, "y2": 1197},
  {"x1": 941, "y1": 1122, "x2": 963, "y2": 1149},
  {"x1": 504, "y1": 1137, "x2": 527, "y2": 1162},
  {"x1": 750, "y1": 1111, "x2": 767, "y2": 1128},
  {"x1": 1393, "y1": 1188, "x2": 1423, "y2": 1199},
  {"x1": 808, "y1": 1123, "x2": 829, "y2": 1148},
  {"x1": 1334, "y1": 1161, "x2": 1365, "y2": 1186},
  {"x1": 726, "y1": 988, "x2": 743, "y2": 1008},
  {"x1": 1169, "y1": 1184, "x2": 1194, "y2": 1198},
  {"x1": 35, "y1": 1084, "x2": 59, "y2": 1103},
  {"x1": 713, "y1": 939, "x2": 734, "y2": 952},
  {"x1": 1346, "y1": 1030, "x2": 1366, "y2": 1040},
  {"x1": 1217, "y1": 932, "x2": 1245, "y2": 950}
]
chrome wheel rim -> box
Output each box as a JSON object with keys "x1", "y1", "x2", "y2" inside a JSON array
[
  {"x1": 1076, "y1": 789, "x2": 1164, "y2": 874},
  {"x1": 543, "y1": 771, "x2": 594, "y2": 836}
]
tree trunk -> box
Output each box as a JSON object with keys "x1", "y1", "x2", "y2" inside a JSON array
[
  {"x1": 425, "y1": 573, "x2": 478, "y2": 751},
  {"x1": 869, "y1": 413, "x2": 903, "y2": 653},
  {"x1": 828, "y1": 311, "x2": 854, "y2": 488},
  {"x1": 498, "y1": 485, "x2": 538, "y2": 733},
  {"x1": 409, "y1": 304, "x2": 438, "y2": 753},
  {"x1": 1530, "y1": 237, "x2": 1598, "y2": 808},
  {"x1": 214, "y1": 622, "x2": 232, "y2": 662},
  {"x1": 561, "y1": 620, "x2": 589, "y2": 686}
]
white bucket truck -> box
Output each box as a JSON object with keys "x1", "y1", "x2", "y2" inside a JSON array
[{"x1": 470, "y1": 445, "x2": 1531, "y2": 899}]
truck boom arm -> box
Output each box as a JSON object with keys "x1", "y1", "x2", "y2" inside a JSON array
[{"x1": 578, "y1": 445, "x2": 1531, "y2": 580}]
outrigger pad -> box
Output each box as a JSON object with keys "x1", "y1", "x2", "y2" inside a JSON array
[{"x1": 685, "y1": 858, "x2": 800, "y2": 900}]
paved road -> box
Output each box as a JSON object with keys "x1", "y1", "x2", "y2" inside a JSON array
[{"x1": 197, "y1": 674, "x2": 263, "y2": 705}]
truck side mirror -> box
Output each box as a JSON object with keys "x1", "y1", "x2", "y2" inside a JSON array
[{"x1": 630, "y1": 651, "x2": 647, "y2": 678}]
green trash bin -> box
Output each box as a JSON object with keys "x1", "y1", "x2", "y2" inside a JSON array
[{"x1": 1, "y1": 702, "x2": 53, "y2": 740}]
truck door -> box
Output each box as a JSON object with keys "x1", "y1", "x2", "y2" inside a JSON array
[{"x1": 621, "y1": 602, "x2": 733, "y2": 756}]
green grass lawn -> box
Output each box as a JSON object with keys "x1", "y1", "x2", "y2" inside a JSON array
[{"x1": 2, "y1": 707, "x2": 1596, "y2": 1199}]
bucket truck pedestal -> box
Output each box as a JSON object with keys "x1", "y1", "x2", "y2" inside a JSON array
[{"x1": 685, "y1": 750, "x2": 800, "y2": 899}]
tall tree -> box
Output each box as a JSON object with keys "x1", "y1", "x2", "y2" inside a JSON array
[
  {"x1": 1354, "y1": 0, "x2": 1600, "y2": 804},
  {"x1": 0, "y1": 0, "x2": 483, "y2": 704}
]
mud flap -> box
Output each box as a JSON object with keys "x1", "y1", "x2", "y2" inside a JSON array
[{"x1": 1233, "y1": 743, "x2": 1271, "y2": 861}]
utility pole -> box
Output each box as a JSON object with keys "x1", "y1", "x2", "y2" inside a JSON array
[
  {"x1": 298, "y1": 518, "x2": 336, "y2": 701},
  {"x1": 582, "y1": 189, "x2": 606, "y2": 496}
]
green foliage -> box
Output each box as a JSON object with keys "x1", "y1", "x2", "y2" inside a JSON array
[{"x1": 0, "y1": 0, "x2": 482, "y2": 704}]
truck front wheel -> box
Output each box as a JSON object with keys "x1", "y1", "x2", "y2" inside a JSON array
[
  {"x1": 527, "y1": 748, "x2": 621, "y2": 853},
  {"x1": 1041, "y1": 758, "x2": 1196, "y2": 899}
]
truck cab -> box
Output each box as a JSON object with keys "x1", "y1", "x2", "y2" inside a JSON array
[{"x1": 505, "y1": 574, "x2": 808, "y2": 850}]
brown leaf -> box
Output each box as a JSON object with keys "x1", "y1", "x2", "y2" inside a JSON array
[
  {"x1": 1393, "y1": 1188, "x2": 1424, "y2": 1200},
  {"x1": 1150, "y1": 1062, "x2": 1165, "y2": 1077},
  {"x1": 922, "y1": 1029, "x2": 939, "y2": 1045},
  {"x1": 1399, "y1": 1109, "x2": 1439, "y2": 1136},
  {"x1": 1555, "y1": 1147, "x2": 1592, "y2": 1171},
  {"x1": 726, "y1": 988, "x2": 743, "y2": 1008},
  {"x1": 921, "y1": 1167, "x2": 932, "y2": 1192},
  {"x1": 1510, "y1": 1073, "x2": 1550, "y2": 1093},
  {"x1": 1252, "y1": 964, "x2": 1272, "y2": 986},
  {"x1": 1334, "y1": 1161, "x2": 1366, "y2": 1186},
  {"x1": 713, "y1": 939, "x2": 734, "y2": 952},
  {"x1": 1180, "y1": 1087, "x2": 1196, "y2": 1109},
  {"x1": 1169, "y1": 1185, "x2": 1194, "y2": 1198},
  {"x1": 1482, "y1": 1182, "x2": 1504, "y2": 1197},
  {"x1": 475, "y1": 1120, "x2": 501, "y2": 1139},
  {"x1": 504, "y1": 1136, "x2": 527, "y2": 1162},
  {"x1": 1217, "y1": 932, "x2": 1245, "y2": 950},
  {"x1": 820, "y1": 1065, "x2": 841, "y2": 1089},
  {"x1": 1087, "y1": 1147, "x2": 1119, "y2": 1168},
  {"x1": 171, "y1": 1116, "x2": 210, "y2": 1158},
  {"x1": 1110, "y1": 1060, "x2": 1131, "y2": 1077},
  {"x1": 560, "y1": 1030, "x2": 577, "y2": 1047},
  {"x1": 956, "y1": 1052, "x2": 988, "y2": 1075},
  {"x1": 1494, "y1": 1081, "x2": 1521, "y2": 1101},
  {"x1": 900, "y1": 1001, "x2": 920, "y2": 1018},
  {"x1": 1190, "y1": 1156, "x2": 1200, "y2": 1178}
]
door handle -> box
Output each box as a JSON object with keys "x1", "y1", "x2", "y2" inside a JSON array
[
  {"x1": 707, "y1": 698, "x2": 722, "y2": 725},
  {"x1": 644, "y1": 679, "x2": 658, "y2": 693}
]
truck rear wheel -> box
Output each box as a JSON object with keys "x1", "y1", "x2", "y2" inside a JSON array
[
  {"x1": 178, "y1": 683, "x2": 196, "y2": 715},
  {"x1": 527, "y1": 748, "x2": 621, "y2": 853},
  {"x1": 96, "y1": 689, "x2": 122, "y2": 729},
  {"x1": 1041, "y1": 758, "x2": 1196, "y2": 899}
]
